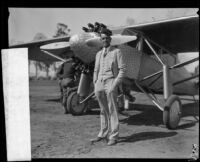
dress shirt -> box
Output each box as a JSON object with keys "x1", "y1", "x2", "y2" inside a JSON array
[{"x1": 98, "y1": 46, "x2": 114, "y2": 81}]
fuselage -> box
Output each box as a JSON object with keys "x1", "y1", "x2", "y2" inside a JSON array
[{"x1": 68, "y1": 32, "x2": 199, "y2": 96}]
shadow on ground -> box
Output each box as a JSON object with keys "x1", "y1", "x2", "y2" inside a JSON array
[
  {"x1": 46, "y1": 97, "x2": 199, "y2": 129},
  {"x1": 118, "y1": 131, "x2": 177, "y2": 143},
  {"x1": 176, "y1": 102, "x2": 199, "y2": 129},
  {"x1": 176, "y1": 121, "x2": 198, "y2": 130},
  {"x1": 119, "y1": 104, "x2": 163, "y2": 126},
  {"x1": 181, "y1": 102, "x2": 199, "y2": 117},
  {"x1": 119, "y1": 102, "x2": 199, "y2": 128}
]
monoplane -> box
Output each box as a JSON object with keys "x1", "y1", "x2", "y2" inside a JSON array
[{"x1": 10, "y1": 15, "x2": 199, "y2": 129}]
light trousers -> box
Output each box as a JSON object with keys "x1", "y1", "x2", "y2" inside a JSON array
[{"x1": 94, "y1": 78, "x2": 119, "y2": 140}]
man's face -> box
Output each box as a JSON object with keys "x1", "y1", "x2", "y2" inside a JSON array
[{"x1": 101, "y1": 34, "x2": 111, "y2": 48}]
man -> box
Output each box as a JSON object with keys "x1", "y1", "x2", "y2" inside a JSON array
[
  {"x1": 56, "y1": 55, "x2": 76, "y2": 113},
  {"x1": 90, "y1": 28, "x2": 126, "y2": 146}
]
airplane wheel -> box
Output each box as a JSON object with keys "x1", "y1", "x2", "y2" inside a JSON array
[
  {"x1": 67, "y1": 91, "x2": 87, "y2": 116},
  {"x1": 63, "y1": 88, "x2": 76, "y2": 114},
  {"x1": 65, "y1": 88, "x2": 77, "y2": 114},
  {"x1": 163, "y1": 95, "x2": 182, "y2": 129}
]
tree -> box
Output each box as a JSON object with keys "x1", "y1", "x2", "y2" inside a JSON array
[
  {"x1": 33, "y1": 32, "x2": 47, "y2": 41},
  {"x1": 53, "y1": 23, "x2": 71, "y2": 38},
  {"x1": 44, "y1": 62, "x2": 51, "y2": 79},
  {"x1": 32, "y1": 23, "x2": 71, "y2": 79},
  {"x1": 52, "y1": 23, "x2": 71, "y2": 77},
  {"x1": 126, "y1": 17, "x2": 136, "y2": 26},
  {"x1": 9, "y1": 39, "x2": 24, "y2": 46}
]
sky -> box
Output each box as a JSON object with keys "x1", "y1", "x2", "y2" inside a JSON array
[{"x1": 8, "y1": 8, "x2": 198, "y2": 44}]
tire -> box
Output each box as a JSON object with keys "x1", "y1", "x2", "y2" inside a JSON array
[
  {"x1": 67, "y1": 91, "x2": 87, "y2": 116},
  {"x1": 163, "y1": 95, "x2": 182, "y2": 129},
  {"x1": 65, "y1": 88, "x2": 77, "y2": 114},
  {"x1": 63, "y1": 87, "x2": 77, "y2": 114}
]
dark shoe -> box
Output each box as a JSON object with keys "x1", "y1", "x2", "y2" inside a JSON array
[
  {"x1": 107, "y1": 139, "x2": 117, "y2": 146},
  {"x1": 90, "y1": 137, "x2": 104, "y2": 143}
]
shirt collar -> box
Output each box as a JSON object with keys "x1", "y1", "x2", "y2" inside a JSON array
[{"x1": 103, "y1": 46, "x2": 111, "y2": 53}]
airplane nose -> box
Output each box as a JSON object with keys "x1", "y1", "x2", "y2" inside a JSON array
[
  {"x1": 69, "y1": 33, "x2": 97, "y2": 45},
  {"x1": 69, "y1": 33, "x2": 100, "y2": 63}
]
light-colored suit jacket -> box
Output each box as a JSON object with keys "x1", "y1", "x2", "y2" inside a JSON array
[{"x1": 93, "y1": 46, "x2": 126, "y2": 89}]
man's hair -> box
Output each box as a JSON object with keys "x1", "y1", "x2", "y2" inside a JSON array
[{"x1": 100, "y1": 28, "x2": 112, "y2": 37}]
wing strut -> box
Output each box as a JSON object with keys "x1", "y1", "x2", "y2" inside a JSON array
[
  {"x1": 144, "y1": 38, "x2": 165, "y2": 66},
  {"x1": 41, "y1": 50, "x2": 66, "y2": 62},
  {"x1": 134, "y1": 80, "x2": 164, "y2": 111}
]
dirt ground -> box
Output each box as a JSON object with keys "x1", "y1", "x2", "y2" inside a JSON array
[{"x1": 30, "y1": 80, "x2": 199, "y2": 159}]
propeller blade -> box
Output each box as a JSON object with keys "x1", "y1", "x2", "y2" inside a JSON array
[
  {"x1": 40, "y1": 42, "x2": 70, "y2": 50},
  {"x1": 111, "y1": 35, "x2": 137, "y2": 46},
  {"x1": 86, "y1": 35, "x2": 137, "y2": 47},
  {"x1": 85, "y1": 37, "x2": 102, "y2": 47}
]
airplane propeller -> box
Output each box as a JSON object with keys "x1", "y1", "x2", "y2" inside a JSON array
[
  {"x1": 40, "y1": 42, "x2": 70, "y2": 50},
  {"x1": 86, "y1": 35, "x2": 137, "y2": 47}
]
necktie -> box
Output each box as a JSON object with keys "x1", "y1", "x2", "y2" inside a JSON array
[{"x1": 103, "y1": 48, "x2": 108, "y2": 57}]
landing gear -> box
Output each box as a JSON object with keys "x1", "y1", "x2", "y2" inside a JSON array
[
  {"x1": 163, "y1": 95, "x2": 182, "y2": 129},
  {"x1": 61, "y1": 87, "x2": 77, "y2": 114},
  {"x1": 67, "y1": 91, "x2": 88, "y2": 116}
]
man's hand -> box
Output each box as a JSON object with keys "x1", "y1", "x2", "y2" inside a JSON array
[
  {"x1": 93, "y1": 79, "x2": 97, "y2": 85},
  {"x1": 109, "y1": 79, "x2": 118, "y2": 92},
  {"x1": 109, "y1": 82, "x2": 117, "y2": 93}
]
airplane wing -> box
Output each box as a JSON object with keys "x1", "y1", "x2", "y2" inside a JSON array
[
  {"x1": 111, "y1": 15, "x2": 199, "y2": 54},
  {"x1": 9, "y1": 36, "x2": 72, "y2": 63}
]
